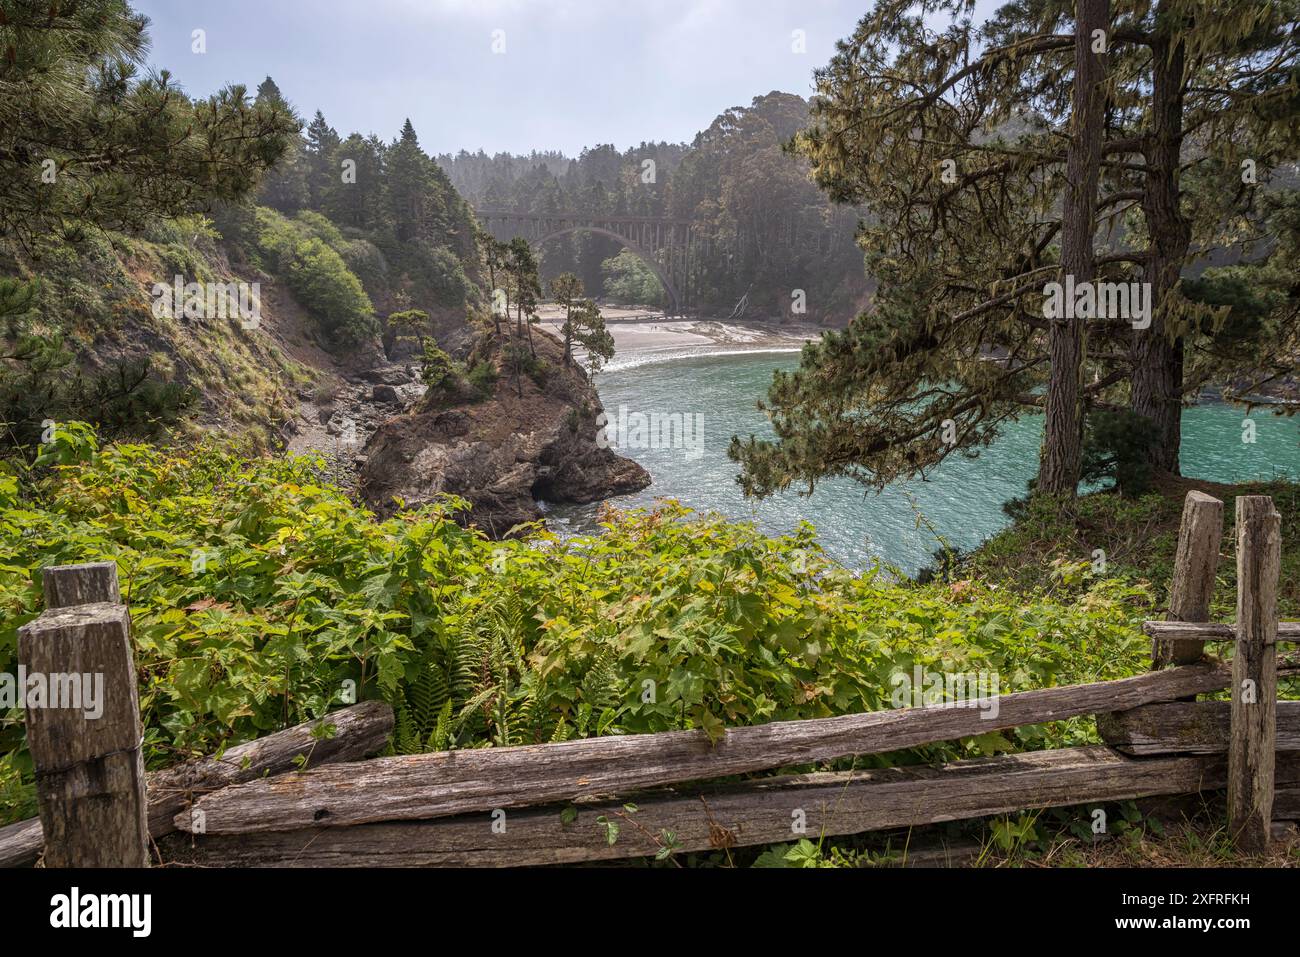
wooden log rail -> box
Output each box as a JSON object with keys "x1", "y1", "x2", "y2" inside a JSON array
[
  {"x1": 174, "y1": 660, "x2": 1261, "y2": 835},
  {"x1": 1099, "y1": 702, "x2": 1300, "y2": 755},
  {"x1": 163, "y1": 749, "x2": 1300, "y2": 868},
  {"x1": 12, "y1": 488, "x2": 1296, "y2": 867},
  {"x1": 0, "y1": 700, "x2": 393, "y2": 868},
  {"x1": 1144, "y1": 621, "x2": 1300, "y2": 643}
]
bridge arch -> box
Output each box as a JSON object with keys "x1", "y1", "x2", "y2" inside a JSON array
[
  {"x1": 476, "y1": 208, "x2": 691, "y2": 316},
  {"x1": 534, "y1": 225, "x2": 681, "y2": 315}
]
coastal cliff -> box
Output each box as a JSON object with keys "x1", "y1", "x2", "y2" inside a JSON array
[{"x1": 358, "y1": 327, "x2": 650, "y2": 536}]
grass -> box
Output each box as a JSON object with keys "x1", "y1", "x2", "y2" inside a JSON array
[
  {"x1": 16, "y1": 217, "x2": 309, "y2": 450},
  {"x1": 960, "y1": 477, "x2": 1300, "y2": 621}
]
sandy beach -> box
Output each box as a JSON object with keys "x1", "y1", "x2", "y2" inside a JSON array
[{"x1": 534, "y1": 304, "x2": 820, "y2": 371}]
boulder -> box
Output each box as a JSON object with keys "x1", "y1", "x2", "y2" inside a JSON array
[{"x1": 363, "y1": 366, "x2": 414, "y2": 386}]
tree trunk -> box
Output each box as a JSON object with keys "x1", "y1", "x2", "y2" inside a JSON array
[
  {"x1": 1132, "y1": 19, "x2": 1189, "y2": 476},
  {"x1": 487, "y1": 262, "x2": 501, "y2": 337},
  {"x1": 1040, "y1": 0, "x2": 1108, "y2": 497},
  {"x1": 563, "y1": 305, "x2": 573, "y2": 366}
]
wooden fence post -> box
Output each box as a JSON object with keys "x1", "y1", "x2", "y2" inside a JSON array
[
  {"x1": 1228, "y1": 496, "x2": 1280, "y2": 853},
  {"x1": 16, "y1": 563, "x2": 149, "y2": 867},
  {"x1": 1152, "y1": 490, "x2": 1223, "y2": 669},
  {"x1": 41, "y1": 561, "x2": 121, "y2": 609}
]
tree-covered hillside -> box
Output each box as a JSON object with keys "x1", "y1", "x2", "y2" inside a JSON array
[
  {"x1": 438, "y1": 92, "x2": 869, "y2": 323},
  {"x1": 1, "y1": 30, "x2": 486, "y2": 460},
  {"x1": 251, "y1": 81, "x2": 483, "y2": 333}
]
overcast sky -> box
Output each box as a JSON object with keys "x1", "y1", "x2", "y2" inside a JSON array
[{"x1": 131, "y1": 0, "x2": 1001, "y2": 156}]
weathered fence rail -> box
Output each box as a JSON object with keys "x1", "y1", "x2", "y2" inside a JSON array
[
  {"x1": 173, "y1": 660, "x2": 1253, "y2": 835},
  {"x1": 0, "y1": 700, "x2": 393, "y2": 868},
  {"x1": 5, "y1": 490, "x2": 1295, "y2": 867},
  {"x1": 160, "y1": 749, "x2": 1300, "y2": 868},
  {"x1": 1099, "y1": 701, "x2": 1300, "y2": 755}
]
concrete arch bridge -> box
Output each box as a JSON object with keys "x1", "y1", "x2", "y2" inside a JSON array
[{"x1": 476, "y1": 208, "x2": 695, "y2": 316}]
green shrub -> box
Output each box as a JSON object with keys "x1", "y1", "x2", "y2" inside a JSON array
[
  {"x1": 397, "y1": 241, "x2": 472, "y2": 309},
  {"x1": 341, "y1": 239, "x2": 389, "y2": 297},
  {"x1": 466, "y1": 359, "x2": 497, "y2": 397},
  {"x1": 419, "y1": 342, "x2": 457, "y2": 389},
  {"x1": 252, "y1": 208, "x2": 377, "y2": 346},
  {"x1": 294, "y1": 210, "x2": 347, "y2": 251},
  {"x1": 528, "y1": 356, "x2": 551, "y2": 387},
  {"x1": 283, "y1": 238, "x2": 376, "y2": 345},
  {"x1": 0, "y1": 427, "x2": 1156, "y2": 824}
]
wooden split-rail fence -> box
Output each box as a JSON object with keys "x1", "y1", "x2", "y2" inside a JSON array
[{"x1": 2, "y1": 491, "x2": 1296, "y2": 867}]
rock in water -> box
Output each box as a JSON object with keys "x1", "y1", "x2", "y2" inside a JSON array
[{"x1": 359, "y1": 330, "x2": 650, "y2": 538}]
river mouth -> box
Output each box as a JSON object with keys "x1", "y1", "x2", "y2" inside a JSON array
[{"x1": 546, "y1": 348, "x2": 1300, "y2": 575}]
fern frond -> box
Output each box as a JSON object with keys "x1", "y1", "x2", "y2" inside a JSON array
[{"x1": 427, "y1": 698, "x2": 453, "y2": 752}]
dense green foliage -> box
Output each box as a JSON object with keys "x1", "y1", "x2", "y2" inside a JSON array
[
  {"x1": 965, "y1": 479, "x2": 1300, "y2": 624},
  {"x1": 254, "y1": 89, "x2": 480, "y2": 322},
  {"x1": 0, "y1": 4, "x2": 296, "y2": 459},
  {"x1": 0, "y1": 428, "x2": 1156, "y2": 825},
  {"x1": 601, "y1": 250, "x2": 665, "y2": 307},
  {"x1": 252, "y1": 208, "x2": 376, "y2": 345}
]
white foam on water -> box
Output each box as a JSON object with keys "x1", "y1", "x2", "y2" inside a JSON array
[{"x1": 601, "y1": 345, "x2": 807, "y2": 373}]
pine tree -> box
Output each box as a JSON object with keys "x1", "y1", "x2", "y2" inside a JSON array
[
  {"x1": 477, "y1": 231, "x2": 510, "y2": 336},
  {"x1": 388, "y1": 119, "x2": 432, "y2": 243},
  {"x1": 304, "y1": 111, "x2": 342, "y2": 210},
  {"x1": 0, "y1": 0, "x2": 297, "y2": 250},
  {"x1": 255, "y1": 76, "x2": 309, "y2": 212},
  {"x1": 323, "y1": 133, "x2": 387, "y2": 230},
  {"x1": 550, "y1": 272, "x2": 584, "y2": 365},
  {"x1": 729, "y1": 0, "x2": 1299, "y2": 499},
  {"x1": 506, "y1": 238, "x2": 541, "y2": 356},
  {"x1": 571, "y1": 299, "x2": 614, "y2": 377}
]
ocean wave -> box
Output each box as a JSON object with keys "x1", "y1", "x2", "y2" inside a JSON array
[{"x1": 599, "y1": 345, "x2": 807, "y2": 373}]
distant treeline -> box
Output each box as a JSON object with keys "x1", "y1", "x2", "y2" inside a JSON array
[{"x1": 437, "y1": 92, "x2": 869, "y2": 323}]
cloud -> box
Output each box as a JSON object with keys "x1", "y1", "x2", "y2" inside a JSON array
[{"x1": 127, "y1": 0, "x2": 906, "y2": 154}]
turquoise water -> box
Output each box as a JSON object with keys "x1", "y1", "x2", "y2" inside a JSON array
[{"x1": 548, "y1": 352, "x2": 1300, "y2": 574}]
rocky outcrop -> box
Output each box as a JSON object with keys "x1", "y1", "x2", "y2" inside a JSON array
[{"x1": 358, "y1": 329, "x2": 650, "y2": 537}]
